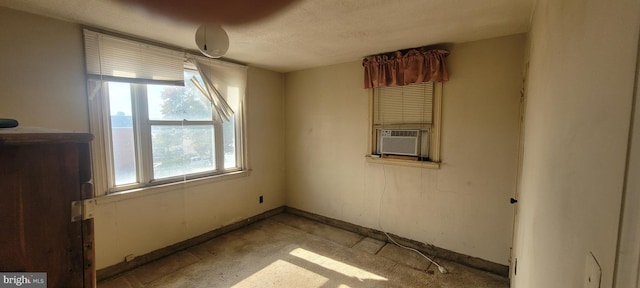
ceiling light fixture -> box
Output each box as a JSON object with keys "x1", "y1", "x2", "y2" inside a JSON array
[{"x1": 195, "y1": 24, "x2": 229, "y2": 58}]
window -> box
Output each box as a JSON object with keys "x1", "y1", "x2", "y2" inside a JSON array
[
  {"x1": 369, "y1": 82, "x2": 442, "y2": 166},
  {"x1": 84, "y1": 30, "x2": 247, "y2": 194},
  {"x1": 107, "y1": 69, "x2": 241, "y2": 188}
]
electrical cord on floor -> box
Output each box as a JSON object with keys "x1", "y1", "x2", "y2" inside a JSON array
[{"x1": 377, "y1": 160, "x2": 448, "y2": 274}]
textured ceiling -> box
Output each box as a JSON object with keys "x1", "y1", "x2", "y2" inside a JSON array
[{"x1": 0, "y1": 0, "x2": 533, "y2": 72}]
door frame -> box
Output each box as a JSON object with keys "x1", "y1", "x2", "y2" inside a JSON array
[{"x1": 613, "y1": 28, "x2": 640, "y2": 288}]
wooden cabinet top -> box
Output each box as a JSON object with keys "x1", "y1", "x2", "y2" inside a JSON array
[{"x1": 0, "y1": 127, "x2": 93, "y2": 145}]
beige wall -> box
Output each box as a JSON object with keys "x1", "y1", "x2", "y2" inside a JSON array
[
  {"x1": 512, "y1": 0, "x2": 640, "y2": 287},
  {"x1": 0, "y1": 8, "x2": 286, "y2": 270},
  {"x1": 285, "y1": 34, "x2": 525, "y2": 265},
  {"x1": 0, "y1": 8, "x2": 88, "y2": 132}
]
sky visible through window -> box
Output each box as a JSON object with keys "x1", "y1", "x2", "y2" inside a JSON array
[
  {"x1": 108, "y1": 82, "x2": 131, "y2": 117},
  {"x1": 108, "y1": 82, "x2": 164, "y2": 119}
]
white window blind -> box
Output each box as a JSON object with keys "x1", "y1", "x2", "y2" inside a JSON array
[
  {"x1": 83, "y1": 29, "x2": 185, "y2": 85},
  {"x1": 185, "y1": 56, "x2": 248, "y2": 124},
  {"x1": 374, "y1": 82, "x2": 434, "y2": 125}
]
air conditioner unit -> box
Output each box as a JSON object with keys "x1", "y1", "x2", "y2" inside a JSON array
[{"x1": 379, "y1": 129, "x2": 420, "y2": 156}]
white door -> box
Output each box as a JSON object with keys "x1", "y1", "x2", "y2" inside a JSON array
[{"x1": 509, "y1": 61, "x2": 529, "y2": 282}]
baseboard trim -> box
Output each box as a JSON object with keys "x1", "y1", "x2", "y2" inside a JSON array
[
  {"x1": 96, "y1": 206, "x2": 285, "y2": 281},
  {"x1": 284, "y1": 206, "x2": 509, "y2": 277}
]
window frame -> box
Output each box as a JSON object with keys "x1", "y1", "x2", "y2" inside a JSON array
[
  {"x1": 89, "y1": 68, "x2": 247, "y2": 196},
  {"x1": 367, "y1": 82, "x2": 443, "y2": 168}
]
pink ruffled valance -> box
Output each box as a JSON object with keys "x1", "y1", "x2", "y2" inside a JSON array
[{"x1": 363, "y1": 48, "x2": 449, "y2": 89}]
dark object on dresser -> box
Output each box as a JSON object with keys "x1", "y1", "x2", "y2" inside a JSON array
[{"x1": 0, "y1": 118, "x2": 19, "y2": 128}]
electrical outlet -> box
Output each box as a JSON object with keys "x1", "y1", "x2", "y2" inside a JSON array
[
  {"x1": 259, "y1": 195, "x2": 263, "y2": 203},
  {"x1": 584, "y1": 252, "x2": 601, "y2": 288}
]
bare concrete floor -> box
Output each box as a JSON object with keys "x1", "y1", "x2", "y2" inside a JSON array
[{"x1": 99, "y1": 213, "x2": 509, "y2": 288}]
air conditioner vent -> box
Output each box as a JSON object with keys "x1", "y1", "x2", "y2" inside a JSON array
[
  {"x1": 379, "y1": 129, "x2": 420, "y2": 156},
  {"x1": 382, "y1": 130, "x2": 419, "y2": 137}
]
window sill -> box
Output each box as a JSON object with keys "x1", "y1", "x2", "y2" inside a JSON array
[
  {"x1": 94, "y1": 170, "x2": 250, "y2": 204},
  {"x1": 365, "y1": 155, "x2": 441, "y2": 169}
]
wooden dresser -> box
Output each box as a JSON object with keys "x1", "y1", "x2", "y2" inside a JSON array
[{"x1": 0, "y1": 128, "x2": 96, "y2": 287}]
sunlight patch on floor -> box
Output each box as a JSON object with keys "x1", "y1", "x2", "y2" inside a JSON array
[
  {"x1": 289, "y1": 248, "x2": 388, "y2": 282},
  {"x1": 233, "y1": 259, "x2": 329, "y2": 287}
]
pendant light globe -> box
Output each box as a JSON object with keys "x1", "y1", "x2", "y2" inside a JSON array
[{"x1": 195, "y1": 24, "x2": 229, "y2": 58}]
